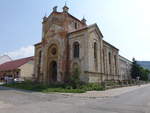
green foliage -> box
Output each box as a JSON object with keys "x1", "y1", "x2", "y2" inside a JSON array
[
  {"x1": 4, "y1": 81, "x2": 47, "y2": 91},
  {"x1": 68, "y1": 67, "x2": 81, "y2": 89},
  {"x1": 3, "y1": 81, "x2": 85, "y2": 93},
  {"x1": 139, "y1": 67, "x2": 150, "y2": 81},
  {"x1": 42, "y1": 88, "x2": 85, "y2": 93},
  {"x1": 131, "y1": 58, "x2": 150, "y2": 81},
  {"x1": 79, "y1": 83, "x2": 105, "y2": 91},
  {"x1": 131, "y1": 58, "x2": 141, "y2": 79},
  {"x1": 2, "y1": 68, "x2": 105, "y2": 93},
  {"x1": 2, "y1": 81, "x2": 105, "y2": 93}
]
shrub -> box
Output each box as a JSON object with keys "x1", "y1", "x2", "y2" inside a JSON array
[
  {"x1": 68, "y1": 67, "x2": 81, "y2": 89},
  {"x1": 79, "y1": 83, "x2": 105, "y2": 91},
  {"x1": 2, "y1": 78, "x2": 105, "y2": 93},
  {"x1": 43, "y1": 88, "x2": 85, "y2": 93}
]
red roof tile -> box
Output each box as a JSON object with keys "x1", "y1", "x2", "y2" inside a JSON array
[{"x1": 0, "y1": 56, "x2": 34, "y2": 71}]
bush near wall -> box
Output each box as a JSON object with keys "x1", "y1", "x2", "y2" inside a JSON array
[{"x1": 1, "y1": 81, "x2": 105, "y2": 93}]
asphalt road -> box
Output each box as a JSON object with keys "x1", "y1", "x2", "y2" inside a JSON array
[{"x1": 0, "y1": 85, "x2": 150, "y2": 113}]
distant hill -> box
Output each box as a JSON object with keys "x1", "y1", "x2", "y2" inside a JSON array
[{"x1": 137, "y1": 61, "x2": 150, "y2": 70}]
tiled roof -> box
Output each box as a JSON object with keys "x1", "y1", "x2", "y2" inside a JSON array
[{"x1": 0, "y1": 56, "x2": 34, "y2": 71}]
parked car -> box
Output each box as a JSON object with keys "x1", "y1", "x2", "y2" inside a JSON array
[{"x1": 14, "y1": 78, "x2": 25, "y2": 83}]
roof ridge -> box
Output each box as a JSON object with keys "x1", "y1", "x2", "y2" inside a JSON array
[
  {"x1": 51, "y1": 12, "x2": 85, "y2": 25},
  {"x1": 2, "y1": 56, "x2": 33, "y2": 64},
  {"x1": 0, "y1": 56, "x2": 34, "y2": 71}
]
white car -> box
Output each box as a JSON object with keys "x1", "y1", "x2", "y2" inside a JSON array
[{"x1": 14, "y1": 78, "x2": 25, "y2": 83}]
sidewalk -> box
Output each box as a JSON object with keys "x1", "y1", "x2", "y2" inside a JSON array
[{"x1": 61, "y1": 84, "x2": 150, "y2": 98}]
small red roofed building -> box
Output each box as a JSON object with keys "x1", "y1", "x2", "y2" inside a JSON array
[{"x1": 0, "y1": 56, "x2": 34, "y2": 81}]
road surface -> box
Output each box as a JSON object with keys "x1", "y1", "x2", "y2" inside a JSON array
[{"x1": 0, "y1": 84, "x2": 150, "y2": 113}]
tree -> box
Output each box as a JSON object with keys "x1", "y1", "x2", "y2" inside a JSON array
[
  {"x1": 131, "y1": 58, "x2": 150, "y2": 81},
  {"x1": 140, "y1": 67, "x2": 150, "y2": 81},
  {"x1": 131, "y1": 58, "x2": 141, "y2": 79}
]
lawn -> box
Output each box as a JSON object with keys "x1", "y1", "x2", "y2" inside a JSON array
[{"x1": 1, "y1": 81, "x2": 105, "y2": 93}]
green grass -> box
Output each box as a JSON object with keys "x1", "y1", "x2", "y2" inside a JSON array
[
  {"x1": 1, "y1": 81, "x2": 104, "y2": 93},
  {"x1": 42, "y1": 88, "x2": 85, "y2": 93}
]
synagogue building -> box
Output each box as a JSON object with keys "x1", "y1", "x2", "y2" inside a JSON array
[{"x1": 34, "y1": 5, "x2": 132, "y2": 84}]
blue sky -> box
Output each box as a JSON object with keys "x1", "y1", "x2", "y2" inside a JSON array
[{"x1": 0, "y1": 0, "x2": 150, "y2": 61}]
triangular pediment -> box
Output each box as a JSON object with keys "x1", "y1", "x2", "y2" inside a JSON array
[{"x1": 88, "y1": 24, "x2": 103, "y2": 38}]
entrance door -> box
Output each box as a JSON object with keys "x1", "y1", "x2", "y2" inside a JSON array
[{"x1": 50, "y1": 61, "x2": 57, "y2": 82}]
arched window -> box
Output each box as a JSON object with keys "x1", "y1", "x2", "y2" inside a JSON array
[
  {"x1": 103, "y1": 49, "x2": 106, "y2": 73},
  {"x1": 109, "y1": 52, "x2": 112, "y2": 74},
  {"x1": 38, "y1": 51, "x2": 42, "y2": 65},
  {"x1": 94, "y1": 42, "x2": 98, "y2": 70},
  {"x1": 73, "y1": 42, "x2": 80, "y2": 58},
  {"x1": 74, "y1": 22, "x2": 78, "y2": 29},
  {"x1": 114, "y1": 55, "x2": 117, "y2": 74},
  {"x1": 109, "y1": 52, "x2": 111, "y2": 64},
  {"x1": 38, "y1": 51, "x2": 42, "y2": 79},
  {"x1": 94, "y1": 42, "x2": 97, "y2": 59}
]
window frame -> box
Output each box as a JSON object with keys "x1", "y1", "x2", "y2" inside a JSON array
[{"x1": 73, "y1": 41, "x2": 80, "y2": 58}]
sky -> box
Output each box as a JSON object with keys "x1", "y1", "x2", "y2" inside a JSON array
[{"x1": 0, "y1": 0, "x2": 150, "y2": 61}]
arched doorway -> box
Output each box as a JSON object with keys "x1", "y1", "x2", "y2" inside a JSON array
[
  {"x1": 47, "y1": 43, "x2": 59, "y2": 83},
  {"x1": 50, "y1": 61, "x2": 57, "y2": 82}
]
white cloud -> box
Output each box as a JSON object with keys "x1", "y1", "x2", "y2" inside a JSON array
[{"x1": 5, "y1": 45, "x2": 34, "y2": 60}]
